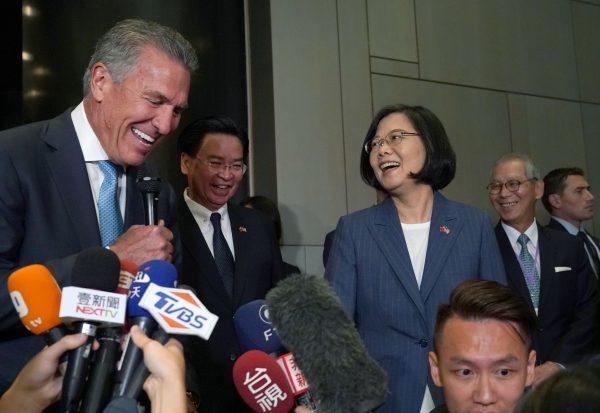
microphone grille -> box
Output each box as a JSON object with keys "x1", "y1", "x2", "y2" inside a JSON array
[{"x1": 136, "y1": 165, "x2": 162, "y2": 194}]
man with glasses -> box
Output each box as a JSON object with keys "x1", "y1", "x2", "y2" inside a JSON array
[
  {"x1": 176, "y1": 116, "x2": 284, "y2": 412},
  {"x1": 487, "y1": 153, "x2": 599, "y2": 386}
]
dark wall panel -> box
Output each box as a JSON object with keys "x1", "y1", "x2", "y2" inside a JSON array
[{"x1": 18, "y1": 0, "x2": 247, "y2": 196}]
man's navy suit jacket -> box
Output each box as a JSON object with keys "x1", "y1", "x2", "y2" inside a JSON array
[
  {"x1": 495, "y1": 223, "x2": 599, "y2": 364},
  {"x1": 0, "y1": 109, "x2": 177, "y2": 391},
  {"x1": 325, "y1": 193, "x2": 507, "y2": 413},
  {"x1": 177, "y1": 199, "x2": 284, "y2": 412}
]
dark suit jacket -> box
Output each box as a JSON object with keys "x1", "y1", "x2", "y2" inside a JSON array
[
  {"x1": 495, "y1": 223, "x2": 599, "y2": 364},
  {"x1": 548, "y1": 218, "x2": 600, "y2": 252},
  {"x1": 178, "y1": 200, "x2": 284, "y2": 412},
  {"x1": 0, "y1": 109, "x2": 178, "y2": 391},
  {"x1": 325, "y1": 193, "x2": 507, "y2": 413},
  {"x1": 322, "y1": 229, "x2": 335, "y2": 267}
]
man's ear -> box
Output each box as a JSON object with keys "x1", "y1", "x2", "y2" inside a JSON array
[
  {"x1": 89, "y1": 63, "x2": 113, "y2": 102},
  {"x1": 534, "y1": 179, "x2": 545, "y2": 200},
  {"x1": 429, "y1": 351, "x2": 443, "y2": 387},
  {"x1": 525, "y1": 350, "x2": 536, "y2": 387},
  {"x1": 180, "y1": 152, "x2": 191, "y2": 175},
  {"x1": 548, "y1": 193, "x2": 562, "y2": 210}
]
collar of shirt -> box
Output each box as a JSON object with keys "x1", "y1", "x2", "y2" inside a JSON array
[
  {"x1": 183, "y1": 188, "x2": 235, "y2": 258},
  {"x1": 71, "y1": 102, "x2": 126, "y2": 221},
  {"x1": 502, "y1": 219, "x2": 539, "y2": 256},
  {"x1": 184, "y1": 189, "x2": 229, "y2": 227},
  {"x1": 71, "y1": 102, "x2": 110, "y2": 162},
  {"x1": 550, "y1": 216, "x2": 580, "y2": 236}
]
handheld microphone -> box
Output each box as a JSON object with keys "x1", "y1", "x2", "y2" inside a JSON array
[
  {"x1": 112, "y1": 260, "x2": 177, "y2": 399},
  {"x1": 59, "y1": 247, "x2": 123, "y2": 413},
  {"x1": 266, "y1": 274, "x2": 389, "y2": 413},
  {"x1": 116, "y1": 259, "x2": 138, "y2": 295},
  {"x1": 80, "y1": 259, "x2": 138, "y2": 413},
  {"x1": 233, "y1": 300, "x2": 318, "y2": 410},
  {"x1": 234, "y1": 299, "x2": 283, "y2": 355},
  {"x1": 121, "y1": 284, "x2": 218, "y2": 400},
  {"x1": 136, "y1": 167, "x2": 161, "y2": 226},
  {"x1": 233, "y1": 350, "x2": 295, "y2": 413},
  {"x1": 7, "y1": 264, "x2": 68, "y2": 345}
]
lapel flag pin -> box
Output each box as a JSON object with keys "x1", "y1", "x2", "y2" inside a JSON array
[
  {"x1": 439, "y1": 225, "x2": 450, "y2": 235},
  {"x1": 238, "y1": 226, "x2": 247, "y2": 233}
]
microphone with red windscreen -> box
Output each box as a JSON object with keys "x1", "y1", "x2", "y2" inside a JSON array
[
  {"x1": 7, "y1": 264, "x2": 68, "y2": 345},
  {"x1": 233, "y1": 350, "x2": 295, "y2": 413}
]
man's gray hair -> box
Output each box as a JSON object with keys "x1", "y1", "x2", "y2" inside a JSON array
[
  {"x1": 82, "y1": 19, "x2": 198, "y2": 95},
  {"x1": 491, "y1": 153, "x2": 540, "y2": 180}
]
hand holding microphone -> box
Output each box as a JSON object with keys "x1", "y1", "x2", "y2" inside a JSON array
[
  {"x1": 59, "y1": 247, "x2": 125, "y2": 413},
  {"x1": 129, "y1": 326, "x2": 186, "y2": 413},
  {"x1": 109, "y1": 221, "x2": 174, "y2": 265},
  {"x1": 0, "y1": 333, "x2": 92, "y2": 413},
  {"x1": 108, "y1": 167, "x2": 172, "y2": 265}
]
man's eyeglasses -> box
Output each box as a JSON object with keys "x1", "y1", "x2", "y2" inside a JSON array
[
  {"x1": 364, "y1": 130, "x2": 420, "y2": 154},
  {"x1": 487, "y1": 178, "x2": 536, "y2": 194},
  {"x1": 197, "y1": 158, "x2": 247, "y2": 175}
]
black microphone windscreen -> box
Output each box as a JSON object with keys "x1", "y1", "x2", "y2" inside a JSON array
[
  {"x1": 136, "y1": 165, "x2": 161, "y2": 194},
  {"x1": 71, "y1": 247, "x2": 121, "y2": 291},
  {"x1": 266, "y1": 274, "x2": 388, "y2": 413}
]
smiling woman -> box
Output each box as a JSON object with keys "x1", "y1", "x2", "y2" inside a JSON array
[{"x1": 325, "y1": 103, "x2": 507, "y2": 413}]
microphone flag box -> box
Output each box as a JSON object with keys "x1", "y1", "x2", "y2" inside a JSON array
[
  {"x1": 138, "y1": 283, "x2": 218, "y2": 340},
  {"x1": 276, "y1": 353, "x2": 309, "y2": 396},
  {"x1": 59, "y1": 286, "x2": 127, "y2": 326}
]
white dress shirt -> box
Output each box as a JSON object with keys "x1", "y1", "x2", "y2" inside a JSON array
[
  {"x1": 183, "y1": 189, "x2": 235, "y2": 259},
  {"x1": 71, "y1": 102, "x2": 126, "y2": 222}
]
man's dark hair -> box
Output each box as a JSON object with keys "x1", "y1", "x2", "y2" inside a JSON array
[
  {"x1": 360, "y1": 104, "x2": 456, "y2": 191},
  {"x1": 542, "y1": 167, "x2": 585, "y2": 213},
  {"x1": 433, "y1": 280, "x2": 536, "y2": 353},
  {"x1": 177, "y1": 116, "x2": 248, "y2": 159},
  {"x1": 241, "y1": 195, "x2": 282, "y2": 241}
]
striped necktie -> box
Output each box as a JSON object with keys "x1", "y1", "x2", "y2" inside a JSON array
[
  {"x1": 517, "y1": 234, "x2": 540, "y2": 308},
  {"x1": 578, "y1": 231, "x2": 600, "y2": 279}
]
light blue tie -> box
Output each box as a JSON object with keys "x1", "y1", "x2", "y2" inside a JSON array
[
  {"x1": 517, "y1": 234, "x2": 540, "y2": 308},
  {"x1": 98, "y1": 161, "x2": 123, "y2": 247}
]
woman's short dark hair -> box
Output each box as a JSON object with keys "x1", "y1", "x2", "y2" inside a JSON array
[
  {"x1": 177, "y1": 116, "x2": 248, "y2": 159},
  {"x1": 360, "y1": 104, "x2": 456, "y2": 191}
]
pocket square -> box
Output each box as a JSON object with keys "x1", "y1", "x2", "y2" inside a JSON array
[{"x1": 554, "y1": 266, "x2": 572, "y2": 273}]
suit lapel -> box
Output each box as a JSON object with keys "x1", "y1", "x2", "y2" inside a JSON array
[
  {"x1": 178, "y1": 199, "x2": 232, "y2": 306},
  {"x1": 495, "y1": 223, "x2": 537, "y2": 313},
  {"x1": 43, "y1": 111, "x2": 100, "y2": 249},
  {"x1": 420, "y1": 193, "x2": 461, "y2": 302},
  {"x1": 369, "y1": 197, "x2": 426, "y2": 320},
  {"x1": 229, "y1": 205, "x2": 250, "y2": 308}
]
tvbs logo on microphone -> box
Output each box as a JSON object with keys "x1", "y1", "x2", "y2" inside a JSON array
[
  {"x1": 59, "y1": 287, "x2": 127, "y2": 326},
  {"x1": 139, "y1": 283, "x2": 218, "y2": 340}
]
